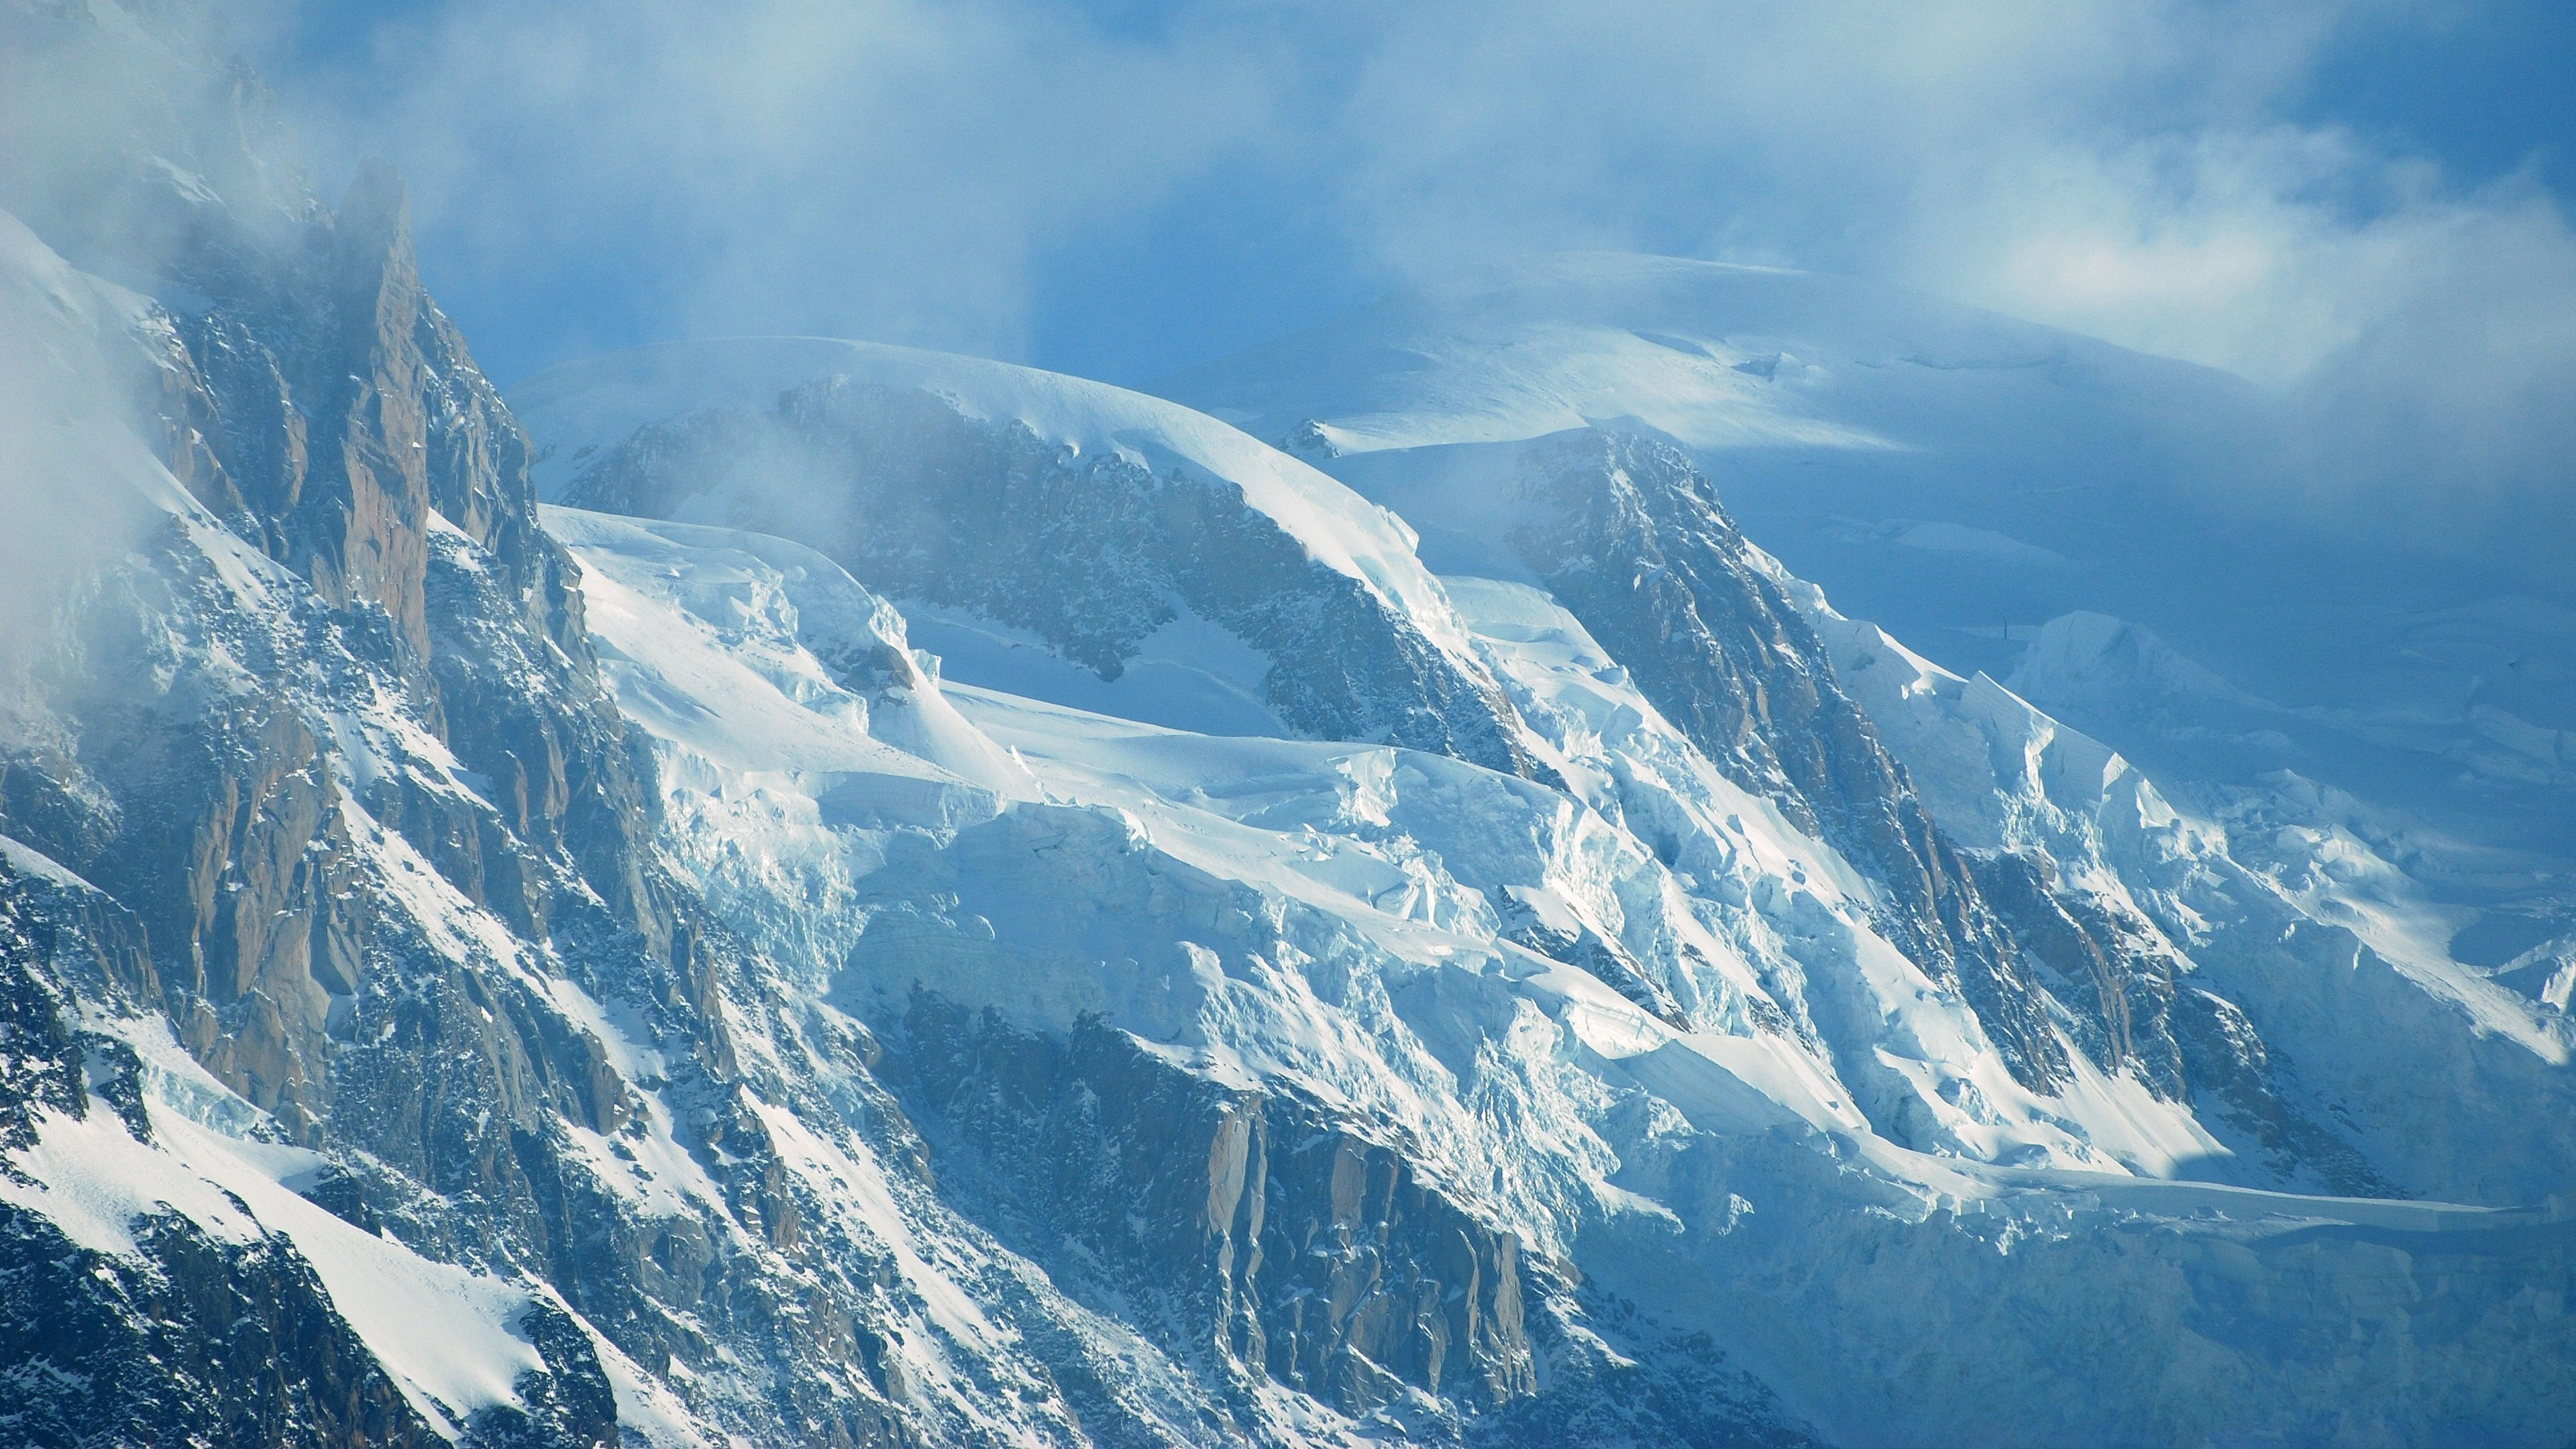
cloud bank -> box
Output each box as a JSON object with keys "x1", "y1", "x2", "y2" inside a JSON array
[
  {"x1": 257, "y1": 0, "x2": 1286, "y2": 371},
  {"x1": 252, "y1": 0, "x2": 2573, "y2": 557}
]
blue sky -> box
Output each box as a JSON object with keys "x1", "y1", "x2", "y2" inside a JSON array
[
  {"x1": 249, "y1": 0, "x2": 2576, "y2": 404},
  {"x1": 2300, "y1": 5, "x2": 2576, "y2": 195}
]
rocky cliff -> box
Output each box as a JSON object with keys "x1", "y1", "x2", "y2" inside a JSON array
[{"x1": 0, "y1": 15, "x2": 1586, "y2": 1444}]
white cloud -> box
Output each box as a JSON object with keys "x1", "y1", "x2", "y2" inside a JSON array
[
  {"x1": 1294, "y1": 0, "x2": 2575, "y2": 551},
  {"x1": 1301, "y1": 1, "x2": 2524, "y2": 383},
  {"x1": 257, "y1": 0, "x2": 2573, "y2": 546},
  {"x1": 270, "y1": 0, "x2": 1288, "y2": 367}
]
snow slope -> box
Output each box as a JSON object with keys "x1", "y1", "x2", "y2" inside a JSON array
[
  {"x1": 1, "y1": 1024, "x2": 557, "y2": 1440},
  {"x1": 517, "y1": 339, "x2": 1552, "y2": 788}
]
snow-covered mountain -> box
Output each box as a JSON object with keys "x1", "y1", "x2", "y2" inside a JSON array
[
  {"x1": 1159, "y1": 253, "x2": 2576, "y2": 862},
  {"x1": 3, "y1": 7, "x2": 2573, "y2": 1448},
  {"x1": 1157, "y1": 249, "x2": 2576, "y2": 1170}
]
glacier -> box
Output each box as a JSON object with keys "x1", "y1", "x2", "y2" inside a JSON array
[{"x1": 2, "y1": 6, "x2": 2573, "y2": 1448}]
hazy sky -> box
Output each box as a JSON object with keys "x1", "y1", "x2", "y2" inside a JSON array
[{"x1": 223, "y1": 0, "x2": 2576, "y2": 561}]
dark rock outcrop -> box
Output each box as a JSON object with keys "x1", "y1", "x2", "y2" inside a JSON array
[
  {"x1": 0, "y1": 865, "x2": 90, "y2": 1160},
  {"x1": 2167, "y1": 983, "x2": 2393, "y2": 1197},
  {"x1": 0, "y1": 1208, "x2": 445, "y2": 1449},
  {"x1": 1971, "y1": 852, "x2": 2188, "y2": 1097},
  {"x1": 890, "y1": 998, "x2": 1537, "y2": 1424},
  {"x1": 1968, "y1": 853, "x2": 2392, "y2": 1194}
]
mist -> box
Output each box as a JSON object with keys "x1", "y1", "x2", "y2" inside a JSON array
[
  {"x1": 0, "y1": 7, "x2": 241, "y2": 686},
  {"x1": 233, "y1": 2, "x2": 2574, "y2": 570},
  {"x1": 0, "y1": 211, "x2": 168, "y2": 694},
  {"x1": 0, "y1": 0, "x2": 2512, "y2": 601},
  {"x1": 248, "y1": 0, "x2": 1287, "y2": 378}
]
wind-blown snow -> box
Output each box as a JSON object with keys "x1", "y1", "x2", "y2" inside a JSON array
[{"x1": 1158, "y1": 252, "x2": 2246, "y2": 461}]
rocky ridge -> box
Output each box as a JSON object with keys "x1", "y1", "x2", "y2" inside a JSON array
[{"x1": 535, "y1": 343, "x2": 1544, "y2": 780}]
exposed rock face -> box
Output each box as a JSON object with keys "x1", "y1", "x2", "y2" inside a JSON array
[
  {"x1": 559, "y1": 376, "x2": 1547, "y2": 780},
  {"x1": 890, "y1": 1000, "x2": 1536, "y2": 1420},
  {"x1": 1969, "y1": 851, "x2": 2186, "y2": 1094},
  {"x1": 0, "y1": 1208, "x2": 445, "y2": 1449},
  {"x1": 0, "y1": 11, "x2": 926, "y2": 1443},
  {"x1": 0, "y1": 115, "x2": 675, "y2": 1134},
  {"x1": 1497, "y1": 433, "x2": 2418, "y2": 1189},
  {"x1": 1968, "y1": 851, "x2": 2385, "y2": 1193},
  {"x1": 2164, "y1": 981, "x2": 2393, "y2": 1197},
  {"x1": 0, "y1": 865, "x2": 95, "y2": 1159},
  {"x1": 1, "y1": 859, "x2": 470, "y2": 1448},
  {"x1": 1506, "y1": 431, "x2": 2069, "y2": 1090}
]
